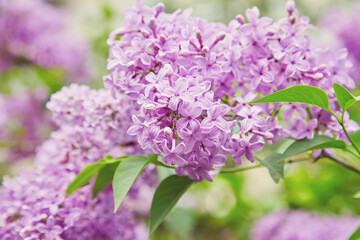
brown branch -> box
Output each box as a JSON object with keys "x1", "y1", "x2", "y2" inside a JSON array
[{"x1": 321, "y1": 154, "x2": 360, "y2": 175}]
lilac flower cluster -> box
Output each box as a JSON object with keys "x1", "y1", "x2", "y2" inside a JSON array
[
  {"x1": 104, "y1": 0, "x2": 358, "y2": 181},
  {"x1": 0, "y1": 84, "x2": 156, "y2": 239},
  {"x1": 322, "y1": 4, "x2": 360, "y2": 82},
  {"x1": 0, "y1": 0, "x2": 89, "y2": 80},
  {"x1": 0, "y1": 89, "x2": 54, "y2": 163},
  {"x1": 252, "y1": 210, "x2": 360, "y2": 240}
]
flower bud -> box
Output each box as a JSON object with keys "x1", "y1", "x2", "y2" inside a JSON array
[
  {"x1": 211, "y1": 32, "x2": 226, "y2": 48},
  {"x1": 163, "y1": 127, "x2": 172, "y2": 135},
  {"x1": 148, "y1": 18, "x2": 157, "y2": 30},
  {"x1": 285, "y1": 0, "x2": 296, "y2": 15},
  {"x1": 289, "y1": 15, "x2": 296, "y2": 25},
  {"x1": 313, "y1": 72, "x2": 324, "y2": 80},
  {"x1": 231, "y1": 134, "x2": 241, "y2": 142},
  {"x1": 140, "y1": 29, "x2": 150, "y2": 38},
  {"x1": 155, "y1": 3, "x2": 164, "y2": 16},
  {"x1": 236, "y1": 14, "x2": 245, "y2": 25},
  {"x1": 159, "y1": 34, "x2": 166, "y2": 43}
]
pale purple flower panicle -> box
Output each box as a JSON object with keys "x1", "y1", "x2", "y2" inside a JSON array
[
  {"x1": 0, "y1": 85, "x2": 156, "y2": 239},
  {"x1": 252, "y1": 210, "x2": 360, "y2": 240},
  {"x1": 105, "y1": 0, "x2": 358, "y2": 181},
  {"x1": 0, "y1": 89, "x2": 54, "y2": 163},
  {"x1": 0, "y1": 0, "x2": 89, "y2": 80},
  {"x1": 322, "y1": 4, "x2": 360, "y2": 82}
]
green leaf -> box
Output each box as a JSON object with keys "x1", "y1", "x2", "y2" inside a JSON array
[
  {"x1": 333, "y1": 83, "x2": 360, "y2": 112},
  {"x1": 149, "y1": 175, "x2": 193, "y2": 235},
  {"x1": 258, "y1": 153, "x2": 284, "y2": 183},
  {"x1": 349, "y1": 227, "x2": 360, "y2": 240},
  {"x1": 353, "y1": 191, "x2": 360, "y2": 199},
  {"x1": 66, "y1": 162, "x2": 103, "y2": 195},
  {"x1": 66, "y1": 155, "x2": 127, "y2": 196},
  {"x1": 307, "y1": 140, "x2": 347, "y2": 151},
  {"x1": 282, "y1": 135, "x2": 346, "y2": 160},
  {"x1": 250, "y1": 85, "x2": 332, "y2": 112},
  {"x1": 113, "y1": 154, "x2": 158, "y2": 213},
  {"x1": 34, "y1": 67, "x2": 66, "y2": 94},
  {"x1": 260, "y1": 136, "x2": 347, "y2": 183},
  {"x1": 92, "y1": 162, "x2": 120, "y2": 198},
  {"x1": 350, "y1": 130, "x2": 360, "y2": 151},
  {"x1": 164, "y1": 207, "x2": 195, "y2": 237},
  {"x1": 156, "y1": 166, "x2": 176, "y2": 182},
  {"x1": 352, "y1": 130, "x2": 360, "y2": 142}
]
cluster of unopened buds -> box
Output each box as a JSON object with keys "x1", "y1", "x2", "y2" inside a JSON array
[{"x1": 105, "y1": 0, "x2": 358, "y2": 181}]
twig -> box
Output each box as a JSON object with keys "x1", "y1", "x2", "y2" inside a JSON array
[{"x1": 321, "y1": 154, "x2": 360, "y2": 175}]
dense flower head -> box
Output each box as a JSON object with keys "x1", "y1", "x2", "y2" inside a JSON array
[
  {"x1": 46, "y1": 84, "x2": 139, "y2": 146},
  {"x1": 0, "y1": 0, "x2": 89, "y2": 80},
  {"x1": 104, "y1": 0, "x2": 358, "y2": 181},
  {"x1": 0, "y1": 85, "x2": 156, "y2": 239},
  {"x1": 0, "y1": 89, "x2": 53, "y2": 163},
  {"x1": 252, "y1": 210, "x2": 360, "y2": 240}
]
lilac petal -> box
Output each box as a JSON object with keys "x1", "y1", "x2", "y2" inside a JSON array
[
  {"x1": 244, "y1": 149, "x2": 255, "y2": 162},
  {"x1": 215, "y1": 118, "x2": 229, "y2": 131},
  {"x1": 250, "y1": 76, "x2": 261, "y2": 90},
  {"x1": 175, "y1": 78, "x2": 188, "y2": 92},
  {"x1": 241, "y1": 118, "x2": 252, "y2": 132},
  {"x1": 250, "y1": 142, "x2": 264, "y2": 152},
  {"x1": 169, "y1": 97, "x2": 179, "y2": 111},
  {"x1": 246, "y1": 7, "x2": 260, "y2": 23},
  {"x1": 51, "y1": 226, "x2": 63, "y2": 235},
  {"x1": 296, "y1": 60, "x2": 310, "y2": 71},
  {"x1": 140, "y1": 53, "x2": 151, "y2": 65},
  {"x1": 36, "y1": 224, "x2": 48, "y2": 234},
  {"x1": 145, "y1": 72, "x2": 157, "y2": 83},
  {"x1": 308, "y1": 119, "x2": 318, "y2": 129},
  {"x1": 283, "y1": 107, "x2": 294, "y2": 121},
  {"x1": 263, "y1": 72, "x2": 274, "y2": 83},
  {"x1": 132, "y1": 37, "x2": 142, "y2": 49},
  {"x1": 189, "y1": 105, "x2": 202, "y2": 118},
  {"x1": 127, "y1": 125, "x2": 141, "y2": 135},
  {"x1": 174, "y1": 143, "x2": 186, "y2": 154}
]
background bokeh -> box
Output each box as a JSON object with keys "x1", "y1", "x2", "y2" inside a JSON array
[{"x1": 1, "y1": 0, "x2": 360, "y2": 239}]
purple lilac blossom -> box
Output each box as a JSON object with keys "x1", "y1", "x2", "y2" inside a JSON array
[
  {"x1": 0, "y1": 85, "x2": 156, "y2": 239},
  {"x1": 252, "y1": 210, "x2": 360, "y2": 240},
  {"x1": 104, "y1": 0, "x2": 358, "y2": 182},
  {"x1": 0, "y1": 0, "x2": 89, "y2": 80},
  {"x1": 321, "y1": 4, "x2": 360, "y2": 82},
  {"x1": 0, "y1": 88, "x2": 54, "y2": 163}
]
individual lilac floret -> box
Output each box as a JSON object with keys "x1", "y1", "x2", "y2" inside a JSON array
[
  {"x1": 0, "y1": 0, "x2": 89, "y2": 80},
  {"x1": 0, "y1": 85, "x2": 157, "y2": 239},
  {"x1": 105, "y1": 0, "x2": 358, "y2": 181},
  {"x1": 252, "y1": 210, "x2": 360, "y2": 240}
]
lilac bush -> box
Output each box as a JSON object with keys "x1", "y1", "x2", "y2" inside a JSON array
[
  {"x1": 252, "y1": 210, "x2": 360, "y2": 240},
  {"x1": 104, "y1": 0, "x2": 358, "y2": 182},
  {"x1": 2, "y1": 0, "x2": 360, "y2": 239},
  {"x1": 0, "y1": 0, "x2": 89, "y2": 80},
  {"x1": 0, "y1": 85, "x2": 156, "y2": 239}
]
